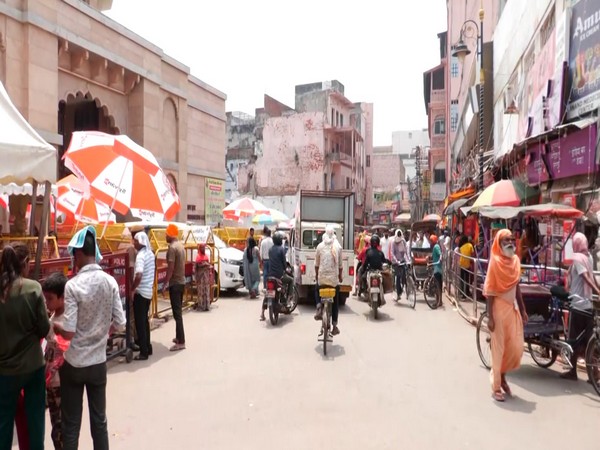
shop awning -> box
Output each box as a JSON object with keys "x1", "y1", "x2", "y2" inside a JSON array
[
  {"x1": 447, "y1": 186, "x2": 476, "y2": 203},
  {"x1": 443, "y1": 197, "x2": 470, "y2": 216},
  {"x1": 473, "y1": 204, "x2": 584, "y2": 220},
  {"x1": 393, "y1": 213, "x2": 411, "y2": 222}
]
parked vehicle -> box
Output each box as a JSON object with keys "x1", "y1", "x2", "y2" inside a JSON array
[{"x1": 289, "y1": 190, "x2": 355, "y2": 305}]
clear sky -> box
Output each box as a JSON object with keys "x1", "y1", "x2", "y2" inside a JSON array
[{"x1": 105, "y1": 0, "x2": 447, "y2": 146}]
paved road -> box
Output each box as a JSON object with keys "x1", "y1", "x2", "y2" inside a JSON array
[{"x1": 34, "y1": 292, "x2": 600, "y2": 449}]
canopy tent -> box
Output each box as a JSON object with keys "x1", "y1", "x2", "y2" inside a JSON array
[
  {"x1": 0, "y1": 80, "x2": 57, "y2": 277},
  {"x1": 0, "y1": 81, "x2": 57, "y2": 185}
]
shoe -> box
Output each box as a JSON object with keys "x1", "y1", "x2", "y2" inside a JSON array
[
  {"x1": 148, "y1": 344, "x2": 153, "y2": 356},
  {"x1": 169, "y1": 343, "x2": 186, "y2": 352},
  {"x1": 259, "y1": 315, "x2": 266, "y2": 321},
  {"x1": 314, "y1": 305, "x2": 323, "y2": 321},
  {"x1": 172, "y1": 338, "x2": 178, "y2": 344},
  {"x1": 131, "y1": 344, "x2": 140, "y2": 352},
  {"x1": 332, "y1": 326, "x2": 340, "y2": 336},
  {"x1": 134, "y1": 355, "x2": 148, "y2": 361}
]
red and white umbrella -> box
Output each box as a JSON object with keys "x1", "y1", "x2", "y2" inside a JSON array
[
  {"x1": 56, "y1": 175, "x2": 116, "y2": 224},
  {"x1": 63, "y1": 131, "x2": 180, "y2": 221},
  {"x1": 223, "y1": 197, "x2": 270, "y2": 221}
]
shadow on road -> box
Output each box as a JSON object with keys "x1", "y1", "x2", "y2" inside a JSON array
[
  {"x1": 362, "y1": 310, "x2": 394, "y2": 322},
  {"x1": 509, "y1": 364, "x2": 600, "y2": 402},
  {"x1": 108, "y1": 342, "x2": 179, "y2": 374},
  {"x1": 314, "y1": 343, "x2": 346, "y2": 360},
  {"x1": 494, "y1": 395, "x2": 537, "y2": 414},
  {"x1": 260, "y1": 313, "x2": 295, "y2": 329}
]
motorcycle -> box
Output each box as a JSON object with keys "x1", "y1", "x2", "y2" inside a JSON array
[
  {"x1": 367, "y1": 266, "x2": 386, "y2": 319},
  {"x1": 264, "y1": 265, "x2": 298, "y2": 325}
]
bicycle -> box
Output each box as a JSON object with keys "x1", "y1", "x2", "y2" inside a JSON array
[
  {"x1": 394, "y1": 261, "x2": 416, "y2": 309},
  {"x1": 585, "y1": 300, "x2": 600, "y2": 396},
  {"x1": 318, "y1": 287, "x2": 336, "y2": 356},
  {"x1": 423, "y1": 262, "x2": 442, "y2": 310}
]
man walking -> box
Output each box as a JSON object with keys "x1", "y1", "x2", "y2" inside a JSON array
[
  {"x1": 259, "y1": 229, "x2": 274, "y2": 291},
  {"x1": 162, "y1": 224, "x2": 186, "y2": 351},
  {"x1": 132, "y1": 231, "x2": 155, "y2": 361},
  {"x1": 54, "y1": 226, "x2": 126, "y2": 450}
]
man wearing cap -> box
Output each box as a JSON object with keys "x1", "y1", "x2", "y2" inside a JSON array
[
  {"x1": 53, "y1": 226, "x2": 126, "y2": 450},
  {"x1": 132, "y1": 231, "x2": 155, "y2": 360},
  {"x1": 161, "y1": 224, "x2": 186, "y2": 351}
]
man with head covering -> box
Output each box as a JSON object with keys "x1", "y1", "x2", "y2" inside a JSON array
[
  {"x1": 561, "y1": 232, "x2": 600, "y2": 380},
  {"x1": 314, "y1": 224, "x2": 343, "y2": 335},
  {"x1": 132, "y1": 231, "x2": 155, "y2": 360},
  {"x1": 390, "y1": 229, "x2": 408, "y2": 299},
  {"x1": 483, "y1": 229, "x2": 527, "y2": 402},
  {"x1": 430, "y1": 234, "x2": 443, "y2": 305},
  {"x1": 161, "y1": 224, "x2": 186, "y2": 351},
  {"x1": 53, "y1": 226, "x2": 126, "y2": 448}
]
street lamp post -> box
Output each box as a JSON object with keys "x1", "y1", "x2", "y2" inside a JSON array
[{"x1": 453, "y1": 6, "x2": 485, "y2": 247}]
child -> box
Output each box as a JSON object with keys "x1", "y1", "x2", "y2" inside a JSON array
[{"x1": 42, "y1": 272, "x2": 69, "y2": 450}]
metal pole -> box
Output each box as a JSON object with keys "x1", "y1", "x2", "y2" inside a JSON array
[{"x1": 477, "y1": 7, "x2": 485, "y2": 251}]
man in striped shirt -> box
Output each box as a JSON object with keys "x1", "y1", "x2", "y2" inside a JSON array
[{"x1": 132, "y1": 231, "x2": 155, "y2": 361}]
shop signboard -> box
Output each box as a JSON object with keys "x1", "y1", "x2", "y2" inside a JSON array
[
  {"x1": 527, "y1": 124, "x2": 598, "y2": 183},
  {"x1": 204, "y1": 177, "x2": 224, "y2": 226},
  {"x1": 568, "y1": 0, "x2": 600, "y2": 118},
  {"x1": 430, "y1": 183, "x2": 446, "y2": 202}
]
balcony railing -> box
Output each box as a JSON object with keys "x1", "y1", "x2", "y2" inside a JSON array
[{"x1": 431, "y1": 89, "x2": 445, "y2": 104}]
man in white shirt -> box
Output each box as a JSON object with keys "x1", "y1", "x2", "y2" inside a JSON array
[
  {"x1": 54, "y1": 226, "x2": 126, "y2": 450},
  {"x1": 132, "y1": 231, "x2": 155, "y2": 361},
  {"x1": 259, "y1": 228, "x2": 274, "y2": 290},
  {"x1": 381, "y1": 229, "x2": 391, "y2": 259},
  {"x1": 314, "y1": 225, "x2": 343, "y2": 335}
]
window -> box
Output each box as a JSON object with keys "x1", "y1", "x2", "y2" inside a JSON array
[
  {"x1": 366, "y1": 155, "x2": 371, "y2": 167},
  {"x1": 346, "y1": 177, "x2": 350, "y2": 189},
  {"x1": 336, "y1": 111, "x2": 340, "y2": 126},
  {"x1": 303, "y1": 230, "x2": 325, "y2": 249},
  {"x1": 432, "y1": 68, "x2": 445, "y2": 90},
  {"x1": 451, "y1": 56, "x2": 459, "y2": 78},
  {"x1": 450, "y1": 100, "x2": 459, "y2": 132},
  {"x1": 433, "y1": 161, "x2": 446, "y2": 183},
  {"x1": 331, "y1": 109, "x2": 335, "y2": 125},
  {"x1": 434, "y1": 117, "x2": 445, "y2": 135},
  {"x1": 340, "y1": 115, "x2": 344, "y2": 127},
  {"x1": 324, "y1": 173, "x2": 328, "y2": 191}
]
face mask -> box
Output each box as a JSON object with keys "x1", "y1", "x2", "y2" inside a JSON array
[{"x1": 501, "y1": 244, "x2": 515, "y2": 258}]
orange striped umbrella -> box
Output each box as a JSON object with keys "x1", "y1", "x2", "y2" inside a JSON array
[
  {"x1": 56, "y1": 175, "x2": 116, "y2": 224},
  {"x1": 63, "y1": 131, "x2": 180, "y2": 221}
]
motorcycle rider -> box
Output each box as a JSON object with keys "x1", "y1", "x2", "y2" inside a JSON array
[
  {"x1": 260, "y1": 232, "x2": 293, "y2": 321},
  {"x1": 362, "y1": 234, "x2": 389, "y2": 304},
  {"x1": 314, "y1": 225, "x2": 343, "y2": 335}
]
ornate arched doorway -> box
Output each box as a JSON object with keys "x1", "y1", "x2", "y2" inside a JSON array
[{"x1": 57, "y1": 92, "x2": 119, "y2": 179}]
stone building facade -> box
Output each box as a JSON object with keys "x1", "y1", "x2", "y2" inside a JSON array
[{"x1": 0, "y1": 0, "x2": 226, "y2": 223}]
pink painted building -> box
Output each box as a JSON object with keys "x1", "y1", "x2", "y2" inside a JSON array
[
  {"x1": 447, "y1": 0, "x2": 501, "y2": 192},
  {"x1": 423, "y1": 31, "x2": 448, "y2": 213},
  {"x1": 236, "y1": 81, "x2": 372, "y2": 222}
]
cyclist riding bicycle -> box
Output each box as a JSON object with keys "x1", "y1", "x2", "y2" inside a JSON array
[
  {"x1": 314, "y1": 225, "x2": 343, "y2": 335},
  {"x1": 430, "y1": 234, "x2": 443, "y2": 301}
]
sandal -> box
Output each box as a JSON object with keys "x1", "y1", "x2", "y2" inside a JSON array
[
  {"x1": 501, "y1": 380, "x2": 512, "y2": 397},
  {"x1": 492, "y1": 391, "x2": 505, "y2": 402}
]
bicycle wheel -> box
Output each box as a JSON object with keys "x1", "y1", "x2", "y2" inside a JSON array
[
  {"x1": 322, "y1": 304, "x2": 330, "y2": 356},
  {"x1": 586, "y1": 335, "x2": 600, "y2": 396},
  {"x1": 476, "y1": 311, "x2": 492, "y2": 369},
  {"x1": 424, "y1": 277, "x2": 439, "y2": 310},
  {"x1": 406, "y1": 275, "x2": 416, "y2": 309},
  {"x1": 528, "y1": 342, "x2": 557, "y2": 368}
]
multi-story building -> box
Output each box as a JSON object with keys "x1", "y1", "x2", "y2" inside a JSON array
[
  {"x1": 370, "y1": 146, "x2": 407, "y2": 223},
  {"x1": 446, "y1": 0, "x2": 500, "y2": 195},
  {"x1": 234, "y1": 81, "x2": 373, "y2": 222},
  {"x1": 423, "y1": 31, "x2": 448, "y2": 213},
  {"x1": 0, "y1": 0, "x2": 227, "y2": 224}
]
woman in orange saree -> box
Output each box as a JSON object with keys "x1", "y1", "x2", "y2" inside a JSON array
[{"x1": 483, "y1": 229, "x2": 528, "y2": 402}]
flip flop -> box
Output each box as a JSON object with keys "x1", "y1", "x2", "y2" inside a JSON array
[{"x1": 492, "y1": 391, "x2": 505, "y2": 402}]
